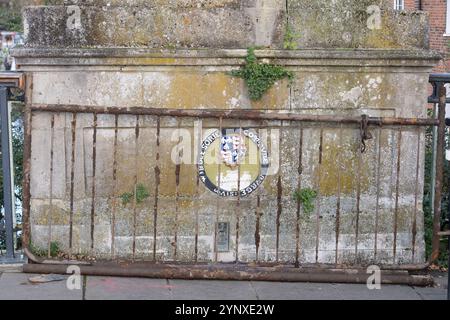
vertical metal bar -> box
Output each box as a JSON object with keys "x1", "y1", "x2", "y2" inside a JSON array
[
  {"x1": 432, "y1": 83, "x2": 446, "y2": 262},
  {"x1": 355, "y1": 127, "x2": 363, "y2": 262},
  {"x1": 174, "y1": 122, "x2": 181, "y2": 261},
  {"x1": 153, "y1": 117, "x2": 161, "y2": 261},
  {"x1": 374, "y1": 128, "x2": 382, "y2": 261},
  {"x1": 22, "y1": 97, "x2": 32, "y2": 249},
  {"x1": 255, "y1": 128, "x2": 266, "y2": 263},
  {"x1": 315, "y1": 127, "x2": 324, "y2": 263},
  {"x1": 275, "y1": 127, "x2": 283, "y2": 263},
  {"x1": 235, "y1": 122, "x2": 242, "y2": 263},
  {"x1": 295, "y1": 125, "x2": 303, "y2": 268},
  {"x1": 132, "y1": 115, "x2": 140, "y2": 260},
  {"x1": 47, "y1": 114, "x2": 55, "y2": 258},
  {"x1": 194, "y1": 173, "x2": 200, "y2": 262},
  {"x1": 110, "y1": 114, "x2": 119, "y2": 258},
  {"x1": 214, "y1": 117, "x2": 223, "y2": 262},
  {"x1": 255, "y1": 195, "x2": 261, "y2": 262},
  {"x1": 0, "y1": 87, "x2": 14, "y2": 258},
  {"x1": 68, "y1": 113, "x2": 77, "y2": 257},
  {"x1": 412, "y1": 128, "x2": 421, "y2": 263},
  {"x1": 335, "y1": 124, "x2": 343, "y2": 265},
  {"x1": 393, "y1": 128, "x2": 402, "y2": 263},
  {"x1": 90, "y1": 113, "x2": 97, "y2": 251},
  {"x1": 430, "y1": 103, "x2": 438, "y2": 248},
  {"x1": 194, "y1": 118, "x2": 202, "y2": 263}
]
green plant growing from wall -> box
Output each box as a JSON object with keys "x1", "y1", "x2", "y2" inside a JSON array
[
  {"x1": 229, "y1": 47, "x2": 294, "y2": 101},
  {"x1": 120, "y1": 184, "x2": 150, "y2": 206},
  {"x1": 293, "y1": 188, "x2": 318, "y2": 215},
  {"x1": 29, "y1": 240, "x2": 61, "y2": 258},
  {"x1": 283, "y1": 25, "x2": 298, "y2": 50}
]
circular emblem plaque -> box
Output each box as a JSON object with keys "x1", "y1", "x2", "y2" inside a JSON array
[{"x1": 198, "y1": 128, "x2": 269, "y2": 197}]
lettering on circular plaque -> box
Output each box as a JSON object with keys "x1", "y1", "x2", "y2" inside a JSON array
[{"x1": 198, "y1": 128, "x2": 269, "y2": 197}]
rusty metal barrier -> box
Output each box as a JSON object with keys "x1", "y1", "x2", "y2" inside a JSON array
[{"x1": 21, "y1": 99, "x2": 442, "y2": 271}]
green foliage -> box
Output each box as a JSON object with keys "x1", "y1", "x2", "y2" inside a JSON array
[
  {"x1": 120, "y1": 192, "x2": 134, "y2": 206},
  {"x1": 29, "y1": 241, "x2": 61, "y2": 258},
  {"x1": 230, "y1": 48, "x2": 294, "y2": 101},
  {"x1": 120, "y1": 184, "x2": 150, "y2": 206},
  {"x1": 293, "y1": 188, "x2": 318, "y2": 215},
  {"x1": 0, "y1": 7, "x2": 22, "y2": 32},
  {"x1": 283, "y1": 25, "x2": 298, "y2": 50},
  {"x1": 136, "y1": 184, "x2": 150, "y2": 204}
]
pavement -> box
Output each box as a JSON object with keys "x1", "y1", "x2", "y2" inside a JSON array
[{"x1": 0, "y1": 265, "x2": 448, "y2": 300}]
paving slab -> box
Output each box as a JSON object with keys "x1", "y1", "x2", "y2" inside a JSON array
[
  {"x1": 252, "y1": 282, "x2": 344, "y2": 300},
  {"x1": 0, "y1": 272, "x2": 447, "y2": 300},
  {"x1": 85, "y1": 277, "x2": 172, "y2": 300},
  {"x1": 412, "y1": 287, "x2": 448, "y2": 300},
  {"x1": 168, "y1": 280, "x2": 258, "y2": 300},
  {"x1": 0, "y1": 272, "x2": 82, "y2": 300},
  {"x1": 333, "y1": 283, "x2": 421, "y2": 300}
]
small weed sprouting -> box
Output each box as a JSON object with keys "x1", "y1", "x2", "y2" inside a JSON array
[
  {"x1": 293, "y1": 188, "x2": 318, "y2": 215},
  {"x1": 229, "y1": 48, "x2": 294, "y2": 101}
]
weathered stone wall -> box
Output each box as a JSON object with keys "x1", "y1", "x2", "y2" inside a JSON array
[
  {"x1": 23, "y1": 0, "x2": 428, "y2": 49},
  {"x1": 13, "y1": 1, "x2": 440, "y2": 266}
]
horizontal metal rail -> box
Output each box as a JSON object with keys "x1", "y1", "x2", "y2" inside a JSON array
[
  {"x1": 22, "y1": 262, "x2": 434, "y2": 286},
  {"x1": 31, "y1": 104, "x2": 439, "y2": 127}
]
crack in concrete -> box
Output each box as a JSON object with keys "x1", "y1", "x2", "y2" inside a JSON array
[
  {"x1": 82, "y1": 275, "x2": 87, "y2": 301},
  {"x1": 166, "y1": 279, "x2": 174, "y2": 300},
  {"x1": 411, "y1": 286, "x2": 427, "y2": 301},
  {"x1": 250, "y1": 281, "x2": 260, "y2": 300}
]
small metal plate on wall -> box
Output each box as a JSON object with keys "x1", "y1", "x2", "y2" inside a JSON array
[{"x1": 217, "y1": 222, "x2": 230, "y2": 252}]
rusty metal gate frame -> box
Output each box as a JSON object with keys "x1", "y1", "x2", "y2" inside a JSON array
[{"x1": 18, "y1": 79, "x2": 448, "y2": 284}]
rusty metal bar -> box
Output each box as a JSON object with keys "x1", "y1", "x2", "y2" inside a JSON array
[
  {"x1": 110, "y1": 114, "x2": 119, "y2": 258},
  {"x1": 431, "y1": 83, "x2": 447, "y2": 262},
  {"x1": 374, "y1": 128, "x2": 382, "y2": 261},
  {"x1": 255, "y1": 128, "x2": 268, "y2": 263},
  {"x1": 295, "y1": 126, "x2": 304, "y2": 268},
  {"x1": 30, "y1": 104, "x2": 438, "y2": 127},
  {"x1": 132, "y1": 115, "x2": 140, "y2": 260},
  {"x1": 315, "y1": 127, "x2": 324, "y2": 263},
  {"x1": 255, "y1": 195, "x2": 261, "y2": 263},
  {"x1": 335, "y1": 124, "x2": 343, "y2": 265},
  {"x1": 214, "y1": 117, "x2": 223, "y2": 262},
  {"x1": 90, "y1": 113, "x2": 98, "y2": 251},
  {"x1": 47, "y1": 114, "x2": 55, "y2": 258},
  {"x1": 355, "y1": 128, "x2": 362, "y2": 262},
  {"x1": 22, "y1": 96, "x2": 32, "y2": 248},
  {"x1": 22, "y1": 263, "x2": 434, "y2": 286},
  {"x1": 68, "y1": 113, "x2": 76, "y2": 256},
  {"x1": 235, "y1": 123, "x2": 242, "y2": 263},
  {"x1": 174, "y1": 122, "x2": 182, "y2": 260},
  {"x1": 393, "y1": 129, "x2": 402, "y2": 263},
  {"x1": 194, "y1": 118, "x2": 202, "y2": 263},
  {"x1": 153, "y1": 117, "x2": 161, "y2": 261},
  {"x1": 275, "y1": 130, "x2": 283, "y2": 263},
  {"x1": 412, "y1": 129, "x2": 421, "y2": 263}
]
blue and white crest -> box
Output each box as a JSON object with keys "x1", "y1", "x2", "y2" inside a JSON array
[{"x1": 220, "y1": 133, "x2": 247, "y2": 168}]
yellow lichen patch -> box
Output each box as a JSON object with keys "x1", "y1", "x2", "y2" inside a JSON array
[
  {"x1": 33, "y1": 204, "x2": 70, "y2": 226},
  {"x1": 166, "y1": 72, "x2": 241, "y2": 109},
  {"x1": 365, "y1": 16, "x2": 400, "y2": 49},
  {"x1": 250, "y1": 79, "x2": 290, "y2": 110},
  {"x1": 318, "y1": 129, "x2": 370, "y2": 196}
]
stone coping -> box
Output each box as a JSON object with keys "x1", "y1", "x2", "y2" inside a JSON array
[{"x1": 12, "y1": 48, "x2": 441, "y2": 68}]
